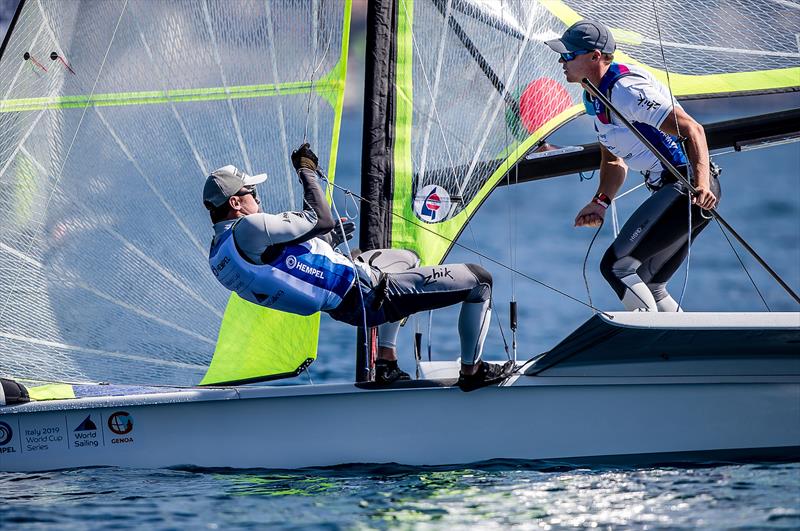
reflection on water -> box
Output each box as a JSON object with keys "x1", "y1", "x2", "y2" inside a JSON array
[{"x1": 9, "y1": 462, "x2": 780, "y2": 529}]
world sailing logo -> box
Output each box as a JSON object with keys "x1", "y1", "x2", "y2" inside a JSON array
[{"x1": 414, "y1": 185, "x2": 452, "y2": 223}]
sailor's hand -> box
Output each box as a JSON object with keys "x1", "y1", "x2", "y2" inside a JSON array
[
  {"x1": 291, "y1": 143, "x2": 319, "y2": 172},
  {"x1": 331, "y1": 218, "x2": 355, "y2": 248},
  {"x1": 574, "y1": 202, "x2": 606, "y2": 228},
  {"x1": 692, "y1": 184, "x2": 717, "y2": 210}
]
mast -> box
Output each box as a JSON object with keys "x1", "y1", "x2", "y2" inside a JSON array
[
  {"x1": 357, "y1": 0, "x2": 399, "y2": 382},
  {"x1": 360, "y1": 0, "x2": 397, "y2": 253},
  {"x1": 0, "y1": 0, "x2": 26, "y2": 61}
]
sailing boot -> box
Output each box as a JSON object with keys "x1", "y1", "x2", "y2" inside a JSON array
[
  {"x1": 457, "y1": 360, "x2": 515, "y2": 392},
  {"x1": 374, "y1": 359, "x2": 411, "y2": 385}
]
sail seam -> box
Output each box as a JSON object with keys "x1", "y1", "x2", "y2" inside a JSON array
[
  {"x1": 0, "y1": 331, "x2": 207, "y2": 370},
  {"x1": 93, "y1": 108, "x2": 208, "y2": 257},
  {"x1": 200, "y1": 0, "x2": 253, "y2": 176}
]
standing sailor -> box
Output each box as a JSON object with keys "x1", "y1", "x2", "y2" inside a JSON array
[
  {"x1": 204, "y1": 144, "x2": 512, "y2": 390},
  {"x1": 545, "y1": 20, "x2": 720, "y2": 311}
]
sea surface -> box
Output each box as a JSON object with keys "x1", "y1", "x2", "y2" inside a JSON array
[{"x1": 1, "y1": 463, "x2": 799, "y2": 529}]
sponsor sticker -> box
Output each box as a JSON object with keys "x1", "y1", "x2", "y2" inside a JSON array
[
  {"x1": 285, "y1": 255, "x2": 297, "y2": 269},
  {"x1": 0, "y1": 421, "x2": 12, "y2": 446},
  {"x1": 0, "y1": 420, "x2": 16, "y2": 454},
  {"x1": 71, "y1": 415, "x2": 100, "y2": 449},
  {"x1": 107, "y1": 411, "x2": 134, "y2": 444},
  {"x1": 413, "y1": 185, "x2": 453, "y2": 223},
  {"x1": 20, "y1": 416, "x2": 66, "y2": 452}
]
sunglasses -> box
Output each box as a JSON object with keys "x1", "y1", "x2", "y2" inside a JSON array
[
  {"x1": 235, "y1": 187, "x2": 260, "y2": 204},
  {"x1": 560, "y1": 49, "x2": 593, "y2": 62}
]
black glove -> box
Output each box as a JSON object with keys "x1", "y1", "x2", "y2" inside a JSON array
[
  {"x1": 330, "y1": 218, "x2": 356, "y2": 248},
  {"x1": 291, "y1": 143, "x2": 319, "y2": 172}
]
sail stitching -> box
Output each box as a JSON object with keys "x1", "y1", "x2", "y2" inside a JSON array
[
  {"x1": 459, "y1": 5, "x2": 538, "y2": 198},
  {"x1": 132, "y1": 15, "x2": 208, "y2": 177},
  {"x1": 0, "y1": 10, "x2": 45, "y2": 104},
  {"x1": 200, "y1": 0, "x2": 253, "y2": 176},
  {"x1": 93, "y1": 107, "x2": 208, "y2": 257},
  {"x1": 0, "y1": 331, "x2": 207, "y2": 370},
  {"x1": 399, "y1": 0, "x2": 462, "y2": 188},
  {"x1": 264, "y1": 0, "x2": 296, "y2": 207}
]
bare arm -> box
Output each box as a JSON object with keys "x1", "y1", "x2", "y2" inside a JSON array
[
  {"x1": 575, "y1": 145, "x2": 627, "y2": 227},
  {"x1": 659, "y1": 107, "x2": 716, "y2": 210}
]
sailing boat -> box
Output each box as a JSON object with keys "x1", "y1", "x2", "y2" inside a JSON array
[{"x1": 0, "y1": 0, "x2": 798, "y2": 472}]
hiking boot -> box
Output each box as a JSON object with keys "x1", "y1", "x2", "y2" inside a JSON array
[
  {"x1": 375, "y1": 359, "x2": 411, "y2": 385},
  {"x1": 457, "y1": 360, "x2": 515, "y2": 392}
]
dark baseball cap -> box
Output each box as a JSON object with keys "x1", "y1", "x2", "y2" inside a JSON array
[
  {"x1": 545, "y1": 19, "x2": 616, "y2": 54},
  {"x1": 203, "y1": 165, "x2": 268, "y2": 209}
]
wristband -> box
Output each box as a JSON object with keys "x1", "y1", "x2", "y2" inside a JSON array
[{"x1": 592, "y1": 192, "x2": 611, "y2": 209}]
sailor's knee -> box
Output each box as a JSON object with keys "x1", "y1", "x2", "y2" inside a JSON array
[
  {"x1": 599, "y1": 248, "x2": 617, "y2": 283},
  {"x1": 464, "y1": 263, "x2": 492, "y2": 302},
  {"x1": 465, "y1": 263, "x2": 492, "y2": 288}
]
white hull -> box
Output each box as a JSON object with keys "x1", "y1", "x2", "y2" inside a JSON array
[
  {"x1": 1, "y1": 374, "x2": 798, "y2": 472},
  {"x1": 3, "y1": 312, "x2": 798, "y2": 472}
]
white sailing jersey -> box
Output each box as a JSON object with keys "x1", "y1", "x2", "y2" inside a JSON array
[{"x1": 588, "y1": 63, "x2": 686, "y2": 174}]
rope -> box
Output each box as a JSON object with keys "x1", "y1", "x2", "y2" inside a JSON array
[
  {"x1": 653, "y1": 0, "x2": 694, "y2": 310},
  {"x1": 318, "y1": 176, "x2": 613, "y2": 318},
  {"x1": 582, "y1": 222, "x2": 604, "y2": 312},
  {"x1": 715, "y1": 219, "x2": 771, "y2": 311}
]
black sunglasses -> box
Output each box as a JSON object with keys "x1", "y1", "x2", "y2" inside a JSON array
[
  {"x1": 235, "y1": 187, "x2": 260, "y2": 204},
  {"x1": 560, "y1": 49, "x2": 593, "y2": 62}
]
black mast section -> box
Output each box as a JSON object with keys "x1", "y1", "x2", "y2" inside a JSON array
[
  {"x1": 0, "y1": 0, "x2": 27, "y2": 62},
  {"x1": 358, "y1": 0, "x2": 401, "y2": 383},
  {"x1": 360, "y1": 0, "x2": 398, "y2": 253}
]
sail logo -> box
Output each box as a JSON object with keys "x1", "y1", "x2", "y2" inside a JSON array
[
  {"x1": 414, "y1": 185, "x2": 452, "y2": 223},
  {"x1": 285, "y1": 255, "x2": 298, "y2": 269}
]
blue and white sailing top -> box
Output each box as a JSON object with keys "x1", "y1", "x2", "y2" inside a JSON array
[
  {"x1": 209, "y1": 221, "x2": 356, "y2": 315},
  {"x1": 207, "y1": 167, "x2": 356, "y2": 315},
  {"x1": 583, "y1": 63, "x2": 688, "y2": 183}
]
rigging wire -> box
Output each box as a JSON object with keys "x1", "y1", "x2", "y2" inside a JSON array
[
  {"x1": 318, "y1": 175, "x2": 613, "y2": 318},
  {"x1": 303, "y1": 0, "x2": 335, "y2": 146},
  {"x1": 714, "y1": 218, "x2": 771, "y2": 311},
  {"x1": 501, "y1": 0, "x2": 520, "y2": 364},
  {"x1": 652, "y1": 0, "x2": 693, "y2": 311}
]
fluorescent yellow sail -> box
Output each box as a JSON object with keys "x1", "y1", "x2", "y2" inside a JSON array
[{"x1": 386, "y1": 0, "x2": 798, "y2": 265}]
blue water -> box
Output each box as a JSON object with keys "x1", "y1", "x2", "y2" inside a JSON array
[{"x1": 1, "y1": 463, "x2": 799, "y2": 529}]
